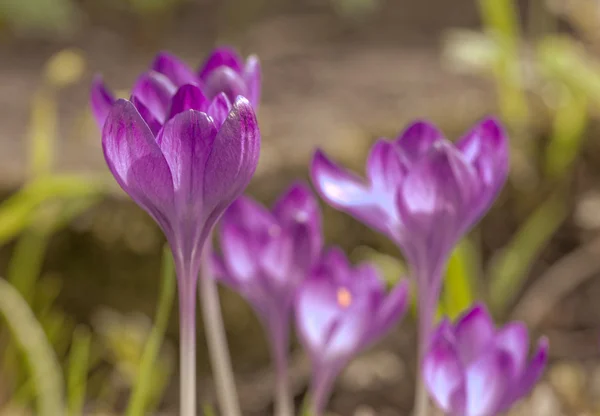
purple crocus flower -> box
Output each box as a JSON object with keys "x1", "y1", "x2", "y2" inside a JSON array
[
  {"x1": 91, "y1": 46, "x2": 261, "y2": 131},
  {"x1": 310, "y1": 119, "x2": 508, "y2": 347},
  {"x1": 424, "y1": 304, "x2": 548, "y2": 416},
  {"x1": 99, "y1": 85, "x2": 259, "y2": 415},
  {"x1": 213, "y1": 183, "x2": 322, "y2": 416},
  {"x1": 295, "y1": 247, "x2": 409, "y2": 415}
]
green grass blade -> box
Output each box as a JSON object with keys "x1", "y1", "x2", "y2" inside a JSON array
[
  {"x1": 442, "y1": 238, "x2": 478, "y2": 320},
  {"x1": 67, "y1": 326, "x2": 91, "y2": 416},
  {"x1": 0, "y1": 278, "x2": 65, "y2": 415},
  {"x1": 125, "y1": 244, "x2": 176, "y2": 416},
  {"x1": 488, "y1": 190, "x2": 568, "y2": 315}
]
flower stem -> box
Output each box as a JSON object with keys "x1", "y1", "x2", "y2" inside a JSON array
[
  {"x1": 269, "y1": 317, "x2": 293, "y2": 416},
  {"x1": 309, "y1": 366, "x2": 337, "y2": 416},
  {"x1": 413, "y1": 303, "x2": 431, "y2": 416},
  {"x1": 178, "y1": 267, "x2": 197, "y2": 416},
  {"x1": 199, "y1": 243, "x2": 242, "y2": 416},
  {"x1": 413, "y1": 264, "x2": 443, "y2": 416}
]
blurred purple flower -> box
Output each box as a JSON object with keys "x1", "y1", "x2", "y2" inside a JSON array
[
  {"x1": 91, "y1": 47, "x2": 261, "y2": 130},
  {"x1": 295, "y1": 247, "x2": 409, "y2": 415},
  {"x1": 213, "y1": 182, "x2": 323, "y2": 381},
  {"x1": 424, "y1": 304, "x2": 548, "y2": 416},
  {"x1": 310, "y1": 119, "x2": 508, "y2": 345}
]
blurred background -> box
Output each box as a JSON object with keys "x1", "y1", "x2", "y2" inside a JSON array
[{"x1": 1, "y1": 0, "x2": 600, "y2": 414}]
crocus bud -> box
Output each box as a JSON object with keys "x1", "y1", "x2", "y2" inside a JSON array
[
  {"x1": 295, "y1": 247, "x2": 409, "y2": 415},
  {"x1": 423, "y1": 304, "x2": 548, "y2": 416},
  {"x1": 91, "y1": 47, "x2": 261, "y2": 130},
  {"x1": 213, "y1": 183, "x2": 323, "y2": 361}
]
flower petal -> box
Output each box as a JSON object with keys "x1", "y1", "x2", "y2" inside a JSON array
[
  {"x1": 198, "y1": 46, "x2": 244, "y2": 81},
  {"x1": 273, "y1": 182, "x2": 320, "y2": 229},
  {"x1": 206, "y1": 93, "x2": 233, "y2": 127},
  {"x1": 202, "y1": 67, "x2": 248, "y2": 103},
  {"x1": 465, "y1": 349, "x2": 512, "y2": 416},
  {"x1": 90, "y1": 75, "x2": 115, "y2": 131},
  {"x1": 367, "y1": 139, "x2": 405, "y2": 192},
  {"x1": 102, "y1": 99, "x2": 175, "y2": 231},
  {"x1": 457, "y1": 117, "x2": 509, "y2": 212},
  {"x1": 495, "y1": 322, "x2": 529, "y2": 378},
  {"x1": 132, "y1": 71, "x2": 176, "y2": 123},
  {"x1": 151, "y1": 51, "x2": 198, "y2": 87},
  {"x1": 423, "y1": 330, "x2": 465, "y2": 414},
  {"x1": 222, "y1": 196, "x2": 276, "y2": 234},
  {"x1": 243, "y1": 55, "x2": 261, "y2": 108},
  {"x1": 396, "y1": 141, "x2": 480, "y2": 250},
  {"x1": 372, "y1": 280, "x2": 409, "y2": 337},
  {"x1": 454, "y1": 304, "x2": 496, "y2": 365},
  {"x1": 156, "y1": 110, "x2": 217, "y2": 215},
  {"x1": 220, "y1": 221, "x2": 257, "y2": 283},
  {"x1": 295, "y1": 277, "x2": 343, "y2": 356},
  {"x1": 311, "y1": 150, "x2": 391, "y2": 234},
  {"x1": 202, "y1": 97, "x2": 260, "y2": 223},
  {"x1": 168, "y1": 84, "x2": 209, "y2": 119},
  {"x1": 395, "y1": 120, "x2": 444, "y2": 166},
  {"x1": 131, "y1": 95, "x2": 162, "y2": 136},
  {"x1": 366, "y1": 139, "x2": 404, "y2": 221},
  {"x1": 501, "y1": 337, "x2": 548, "y2": 410}
]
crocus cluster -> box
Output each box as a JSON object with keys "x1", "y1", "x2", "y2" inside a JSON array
[
  {"x1": 91, "y1": 47, "x2": 261, "y2": 416},
  {"x1": 424, "y1": 305, "x2": 548, "y2": 416},
  {"x1": 91, "y1": 45, "x2": 549, "y2": 416}
]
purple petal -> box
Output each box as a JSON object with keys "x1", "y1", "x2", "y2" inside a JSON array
[
  {"x1": 90, "y1": 75, "x2": 115, "y2": 131},
  {"x1": 464, "y1": 349, "x2": 513, "y2": 416},
  {"x1": 372, "y1": 280, "x2": 409, "y2": 335},
  {"x1": 273, "y1": 182, "x2": 320, "y2": 229},
  {"x1": 311, "y1": 150, "x2": 391, "y2": 234},
  {"x1": 198, "y1": 46, "x2": 244, "y2": 81},
  {"x1": 222, "y1": 196, "x2": 276, "y2": 234},
  {"x1": 151, "y1": 51, "x2": 198, "y2": 87},
  {"x1": 202, "y1": 97, "x2": 260, "y2": 223},
  {"x1": 395, "y1": 120, "x2": 444, "y2": 166},
  {"x1": 206, "y1": 93, "x2": 233, "y2": 127},
  {"x1": 131, "y1": 95, "x2": 162, "y2": 136},
  {"x1": 354, "y1": 264, "x2": 385, "y2": 294},
  {"x1": 457, "y1": 117, "x2": 509, "y2": 211},
  {"x1": 396, "y1": 141, "x2": 480, "y2": 236},
  {"x1": 259, "y1": 231, "x2": 293, "y2": 287},
  {"x1": 220, "y1": 221, "x2": 257, "y2": 283},
  {"x1": 132, "y1": 71, "x2": 176, "y2": 123},
  {"x1": 202, "y1": 66, "x2": 248, "y2": 103},
  {"x1": 168, "y1": 84, "x2": 208, "y2": 120},
  {"x1": 495, "y1": 322, "x2": 529, "y2": 378},
  {"x1": 315, "y1": 247, "x2": 353, "y2": 284},
  {"x1": 156, "y1": 110, "x2": 217, "y2": 215},
  {"x1": 325, "y1": 298, "x2": 372, "y2": 360},
  {"x1": 243, "y1": 55, "x2": 261, "y2": 108},
  {"x1": 454, "y1": 304, "x2": 496, "y2": 365},
  {"x1": 367, "y1": 139, "x2": 405, "y2": 192},
  {"x1": 295, "y1": 277, "x2": 345, "y2": 355},
  {"x1": 102, "y1": 99, "x2": 175, "y2": 231},
  {"x1": 287, "y1": 221, "x2": 322, "y2": 279},
  {"x1": 502, "y1": 337, "x2": 548, "y2": 409},
  {"x1": 423, "y1": 332, "x2": 465, "y2": 414}
]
